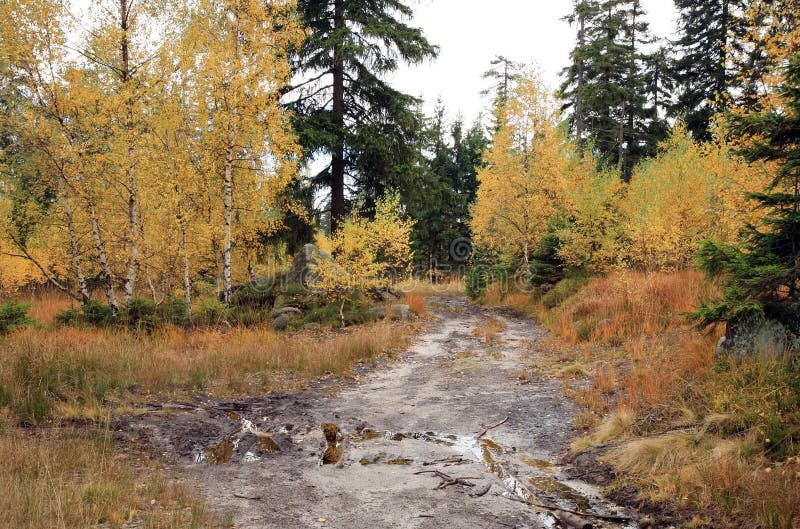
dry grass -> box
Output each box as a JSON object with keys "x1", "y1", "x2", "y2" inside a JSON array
[
  {"x1": 22, "y1": 289, "x2": 73, "y2": 325},
  {"x1": 472, "y1": 315, "x2": 506, "y2": 345},
  {"x1": 402, "y1": 293, "x2": 426, "y2": 316},
  {"x1": 540, "y1": 269, "x2": 713, "y2": 345},
  {"x1": 0, "y1": 292, "x2": 416, "y2": 528},
  {"x1": 397, "y1": 277, "x2": 464, "y2": 297},
  {"x1": 522, "y1": 269, "x2": 800, "y2": 528},
  {"x1": 0, "y1": 425, "x2": 222, "y2": 529},
  {"x1": 0, "y1": 320, "x2": 412, "y2": 424}
]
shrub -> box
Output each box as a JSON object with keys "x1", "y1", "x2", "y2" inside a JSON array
[
  {"x1": 0, "y1": 300, "x2": 33, "y2": 334},
  {"x1": 193, "y1": 299, "x2": 231, "y2": 327},
  {"x1": 466, "y1": 263, "x2": 509, "y2": 300},
  {"x1": 230, "y1": 280, "x2": 276, "y2": 308},
  {"x1": 155, "y1": 298, "x2": 189, "y2": 326},
  {"x1": 537, "y1": 274, "x2": 590, "y2": 310},
  {"x1": 119, "y1": 297, "x2": 158, "y2": 332},
  {"x1": 55, "y1": 301, "x2": 115, "y2": 328}
]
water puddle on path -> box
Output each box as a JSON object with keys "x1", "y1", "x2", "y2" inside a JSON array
[{"x1": 192, "y1": 416, "x2": 636, "y2": 527}]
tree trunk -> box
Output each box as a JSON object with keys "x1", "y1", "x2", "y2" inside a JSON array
[
  {"x1": 330, "y1": 0, "x2": 346, "y2": 233},
  {"x1": 222, "y1": 145, "x2": 234, "y2": 304},
  {"x1": 180, "y1": 213, "x2": 192, "y2": 321},
  {"x1": 120, "y1": 0, "x2": 140, "y2": 301},
  {"x1": 624, "y1": 6, "x2": 636, "y2": 181},
  {"x1": 576, "y1": 6, "x2": 586, "y2": 157},
  {"x1": 58, "y1": 174, "x2": 90, "y2": 304},
  {"x1": 248, "y1": 259, "x2": 257, "y2": 284},
  {"x1": 88, "y1": 202, "x2": 119, "y2": 312}
]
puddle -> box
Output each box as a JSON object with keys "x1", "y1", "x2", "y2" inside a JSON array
[
  {"x1": 528, "y1": 476, "x2": 593, "y2": 512},
  {"x1": 194, "y1": 415, "x2": 288, "y2": 465},
  {"x1": 520, "y1": 456, "x2": 554, "y2": 471},
  {"x1": 204, "y1": 438, "x2": 235, "y2": 465},
  {"x1": 352, "y1": 428, "x2": 635, "y2": 528}
]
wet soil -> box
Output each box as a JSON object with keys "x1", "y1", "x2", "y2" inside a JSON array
[{"x1": 121, "y1": 297, "x2": 639, "y2": 528}]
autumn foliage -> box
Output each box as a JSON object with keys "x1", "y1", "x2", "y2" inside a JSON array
[
  {"x1": 0, "y1": 0, "x2": 302, "y2": 307},
  {"x1": 470, "y1": 73, "x2": 772, "y2": 277}
]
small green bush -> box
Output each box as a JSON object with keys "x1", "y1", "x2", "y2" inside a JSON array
[
  {"x1": 55, "y1": 300, "x2": 114, "y2": 328},
  {"x1": 0, "y1": 300, "x2": 33, "y2": 334},
  {"x1": 119, "y1": 297, "x2": 158, "y2": 331},
  {"x1": 466, "y1": 264, "x2": 509, "y2": 300},
  {"x1": 155, "y1": 298, "x2": 189, "y2": 326},
  {"x1": 538, "y1": 274, "x2": 590, "y2": 310},
  {"x1": 230, "y1": 280, "x2": 276, "y2": 308},
  {"x1": 298, "y1": 298, "x2": 378, "y2": 328},
  {"x1": 194, "y1": 299, "x2": 231, "y2": 327},
  {"x1": 80, "y1": 300, "x2": 115, "y2": 327}
]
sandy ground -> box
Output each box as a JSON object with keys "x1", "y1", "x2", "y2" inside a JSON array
[{"x1": 124, "y1": 297, "x2": 639, "y2": 529}]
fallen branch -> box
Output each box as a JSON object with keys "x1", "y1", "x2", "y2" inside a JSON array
[
  {"x1": 422, "y1": 456, "x2": 470, "y2": 466},
  {"x1": 415, "y1": 469, "x2": 481, "y2": 490},
  {"x1": 476, "y1": 416, "x2": 509, "y2": 439}
]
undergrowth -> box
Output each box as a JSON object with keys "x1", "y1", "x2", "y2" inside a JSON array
[{"x1": 484, "y1": 269, "x2": 800, "y2": 528}]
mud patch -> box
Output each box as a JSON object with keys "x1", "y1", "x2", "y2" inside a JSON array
[{"x1": 320, "y1": 423, "x2": 343, "y2": 465}]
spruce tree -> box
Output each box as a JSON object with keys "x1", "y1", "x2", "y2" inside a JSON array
[
  {"x1": 409, "y1": 104, "x2": 486, "y2": 273},
  {"x1": 560, "y1": 0, "x2": 662, "y2": 179},
  {"x1": 481, "y1": 55, "x2": 522, "y2": 131},
  {"x1": 671, "y1": 0, "x2": 748, "y2": 141},
  {"x1": 698, "y1": 53, "x2": 800, "y2": 337},
  {"x1": 288, "y1": 0, "x2": 438, "y2": 233}
]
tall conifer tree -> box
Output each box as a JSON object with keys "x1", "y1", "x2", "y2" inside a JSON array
[
  {"x1": 671, "y1": 0, "x2": 748, "y2": 141},
  {"x1": 289, "y1": 0, "x2": 437, "y2": 233},
  {"x1": 561, "y1": 0, "x2": 662, "y2": 179}
]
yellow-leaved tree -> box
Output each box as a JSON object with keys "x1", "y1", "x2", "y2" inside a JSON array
[
  {"x1": 618, "y1": 125, "x2": 771, "y2": 270},
  {"x1": 559, "y1": 169, "x2": 625, "y2": 272},
  {"x1": 311, "y1": 192, "x2": 414, "y2": 324},
  {"x1": 185, "y1": 0, "x2": 303, "y2": 304},
  {"x1": 471, "y1": 72, "x2": 592, "y2": 266}
]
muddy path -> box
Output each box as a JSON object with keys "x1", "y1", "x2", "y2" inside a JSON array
[{"x1": 123, "y1": 297, "x2": 637, "y2": 528}]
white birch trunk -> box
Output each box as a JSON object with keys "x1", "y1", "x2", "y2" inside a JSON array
[
  {"x1": 88, "y1": 202, "x2": 119, "y2": 312},
  {"x1": 222, "y1": 146, "x2": 234, "y2": 304},
  {"x1": 58, "y1": 174, "x2": 90, "y2": 304}
]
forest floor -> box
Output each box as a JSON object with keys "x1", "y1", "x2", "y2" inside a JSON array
[{"x1": 120, "y1": 296, "x2": 640, "y2": 529}]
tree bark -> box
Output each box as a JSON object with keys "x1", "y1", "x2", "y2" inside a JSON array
[
  {"x1": 330, "y1": 0, "x2": 346, "y2": 233},
  {"x1": 88, "y1": 201, "x2": 119, "y2": 312},
  {"x1": 576, "y1": 6, "x2": 586, "y2": 157},
  {"x1": 120, "y1": 0, "x2": 140, "y2": 301},
  {"x1": 57, "y1": 174, "x2": 91, "y2": 304},
  {"x1": 180, "y1": 213, "x2": 192, "y2": 321},
  {"x1": 222, "y1": 145, "x2": 234, "y2": 304}
]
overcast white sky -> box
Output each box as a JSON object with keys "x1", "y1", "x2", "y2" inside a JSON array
[{"x1": 390, "y1": 0, "x2": 680, "y2": 124}]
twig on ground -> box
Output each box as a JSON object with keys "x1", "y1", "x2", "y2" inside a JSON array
[
  {"x1": 476, "y1": 416, "x2": 509, "y2": 438},
  {"x1": 415, "y1": 469, "x2": 481, "y2": 490},
  {"x1": 422, "y1": 456, "x2": 470, "y2": 466}
]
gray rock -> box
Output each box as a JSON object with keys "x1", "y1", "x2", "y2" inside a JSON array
[
  {"x1": 271, "y1": 312, "x2": 298, "y2": 331},
  {"x1": 270, "y1": 306, "x2": 302, "y2": 319},
  {"x1": 392, "y1": 303, "x2": 411, "y2": 320},
  {"x1": 719, "y1": 308, "x2": 800, "y2": 358},
  {"x1": 286, "y1": 244, "x2": 335, "y2": 286},
  {"x1": 369, "y1": 303, "x2": 412, "y2": 321}
]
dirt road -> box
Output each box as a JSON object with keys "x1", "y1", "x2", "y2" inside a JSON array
[{"x1": 127, "y1": 297, "x2": 637, "y2": 528}]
